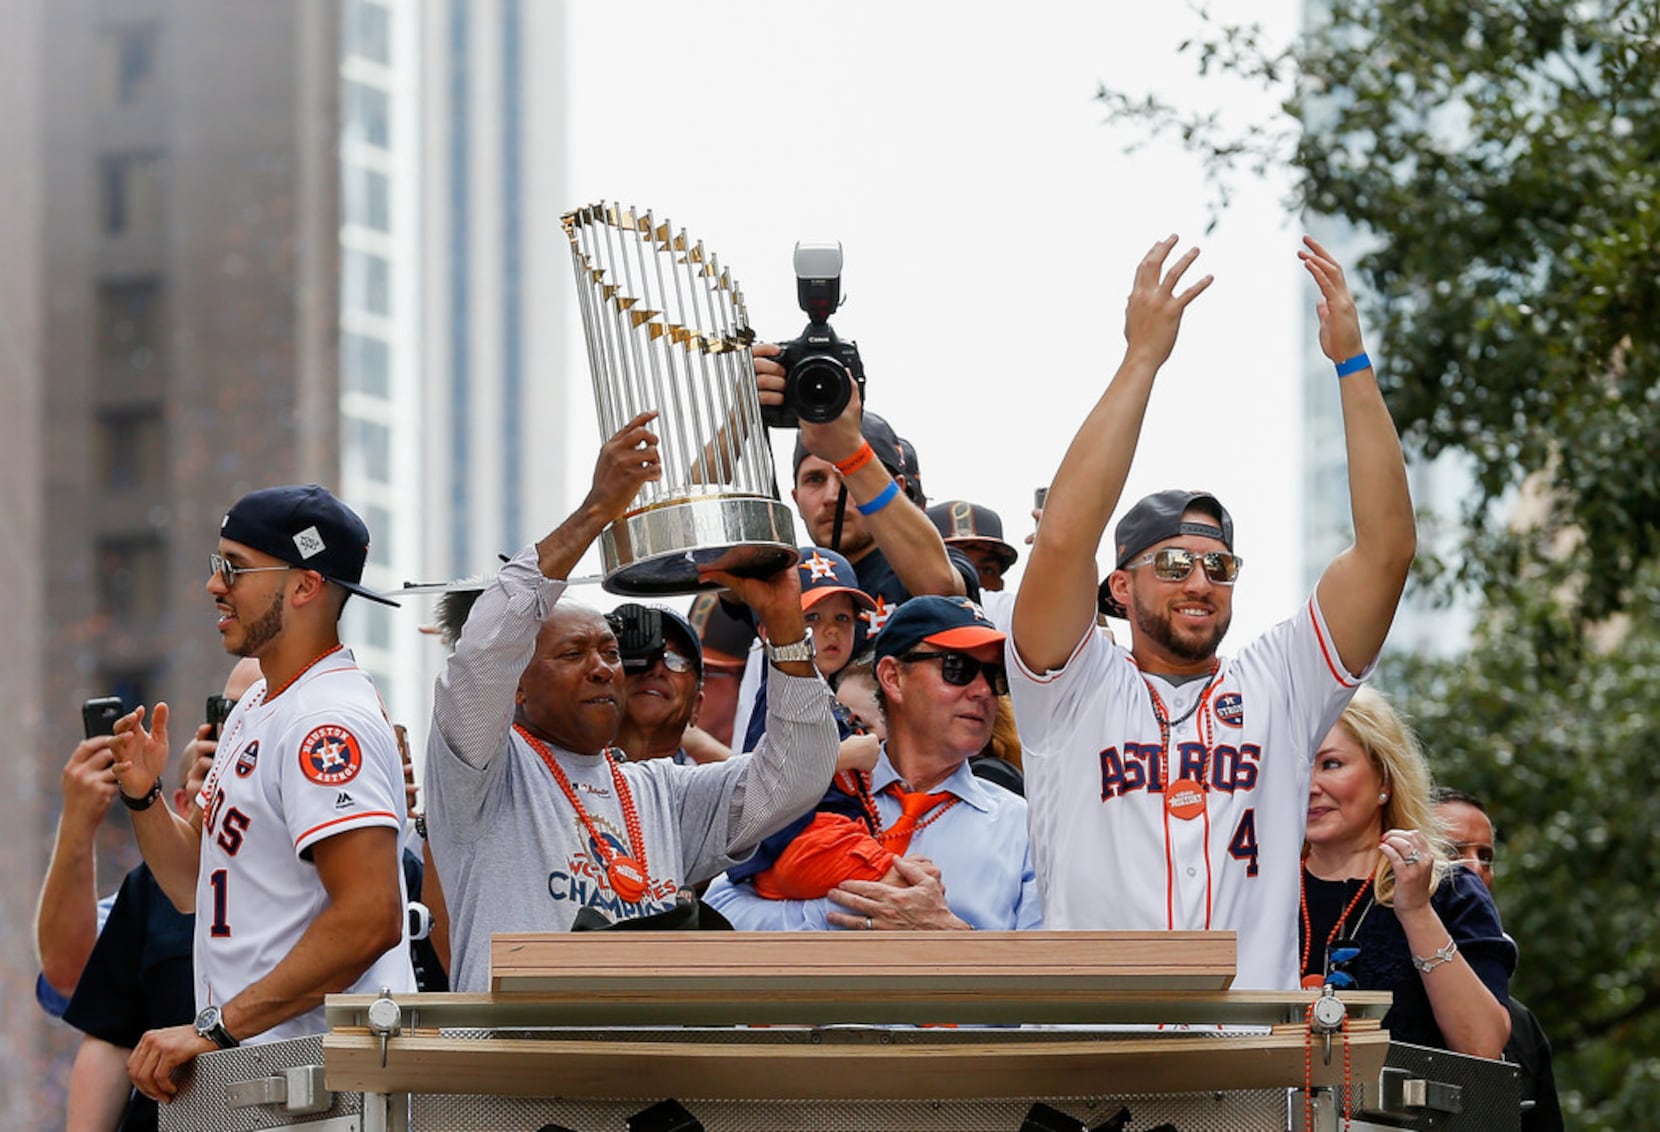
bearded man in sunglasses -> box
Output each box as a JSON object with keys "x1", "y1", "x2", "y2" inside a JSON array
[{"x1": 1009, "y1": 235, "x2": 1415, "y2": 990}]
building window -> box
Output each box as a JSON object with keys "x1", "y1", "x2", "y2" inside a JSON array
[
  {"x1": 97, "y1": 406, "x2": 166, "y2": 489},
  {"x1": 364, "y1": 602, "x2": 392, "y2": 649},
  {"x1": 363, "y1": 504, "x2": 392, "y2": 566},
  {"x1": 102, "y1": 152, "x2": 167, "y2": 236},
  {"x1": 342, "y1": 331, "x2": 390, "y2": 398},
  {"x1": 98, "y1": 278, "x2": 162, "y2": 369},
  {"x1": 344, "y1": 0, "x2": 392, "y2": 66},
  {"x1": 345, "y1": 416, "x2": 391, "y2": 483},
  {"x1": 99, "y1": 668, "x2": 158, "y2": 714},
  {"x1": 99, "y1": 24, "x2": 157, "y2": 108},
  {"x1": 343, "y1": 249, "x2": 390, "y2": 316},
  {"x1": 344, "y1": 81, "x2": 390, "y2": 149},
  {"x1": 344, "y1": 165, "x2": 390, "y2": 232},
  {"x1": 97, "y1": 536, "x2": 166, "y2": 625}
]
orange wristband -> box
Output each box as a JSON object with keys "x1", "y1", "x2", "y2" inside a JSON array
[{"x1": 834, "y1": 441, "x2": 876, "y2": 477}]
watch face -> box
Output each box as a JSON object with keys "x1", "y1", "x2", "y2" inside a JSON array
[{"x1": 195, "y1": 1005, "x2": 220, "y2": 1032}]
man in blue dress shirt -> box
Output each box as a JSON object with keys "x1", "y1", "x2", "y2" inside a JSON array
[{"x1": 706, "y1": 596, "x2": 1040, "y2": 932}]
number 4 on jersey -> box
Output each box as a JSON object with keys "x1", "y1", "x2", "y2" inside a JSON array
[{"x1": 1229, "y1": 808, "x2": 1260, "y2": 877}]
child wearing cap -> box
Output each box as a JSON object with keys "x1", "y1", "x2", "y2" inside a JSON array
[{"x1": 724, "y1": 548, "x2": 912, "y2": 899}]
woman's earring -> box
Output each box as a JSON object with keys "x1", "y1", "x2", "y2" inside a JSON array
[{"x1": 1378, "y1": 792, "x2": 1390, "y2": 804}]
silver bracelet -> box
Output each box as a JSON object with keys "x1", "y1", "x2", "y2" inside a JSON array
[{"x1": 1412, "y1": 937, "x2": 1458, "y2": 973}]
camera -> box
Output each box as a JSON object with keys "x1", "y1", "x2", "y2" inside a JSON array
[
  {"x1": 762, "y1": 241, "x2": 867, "y2": 429},
  {"x1": 606, "y1": 603, "x2": 665, "y2": 672},
  {"x1": 82, "y1": 696, "x2": 123, "y2": 740}
]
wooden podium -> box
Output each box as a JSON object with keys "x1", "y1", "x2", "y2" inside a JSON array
[{"x1": 312, "y1": 931, "x2": 1392, "y2": 1131}]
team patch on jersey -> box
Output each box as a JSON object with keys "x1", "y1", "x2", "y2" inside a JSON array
[
  {"x1": 234, "y1": 740, "x2": 260, "y2": 777},
  {"x1": 299, "y1": 725, "x2": 363, "y2": 786},
  {"x1": 1214, "y1": 692, "x2": 1245, "y2": 727}
]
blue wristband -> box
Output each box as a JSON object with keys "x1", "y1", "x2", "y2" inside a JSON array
[
  {"x1": 854, "y1": 480, "x2": 900, "y2": 517},
  {"x1": 1335, "y1": 351, "x2": 1372, "y2": 378}
]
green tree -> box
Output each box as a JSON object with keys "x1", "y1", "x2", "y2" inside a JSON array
[{"x1": 1100, "y1": 2, "x2": 1660, "y2": 1124}]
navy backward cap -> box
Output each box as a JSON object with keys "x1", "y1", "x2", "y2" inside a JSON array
[
  {"x1": 220, "y1": 484, "x2": 400, "y2": 607},
  {"x1": 1098, "y1": 489, "x2": 1232, "y2": 620}
]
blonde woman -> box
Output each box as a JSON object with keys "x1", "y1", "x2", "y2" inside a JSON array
[{"x1": 1300, "y1": 686, "x2": 1514, "y2": 1057}]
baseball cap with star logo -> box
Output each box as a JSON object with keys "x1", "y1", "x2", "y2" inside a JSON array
[{"x1": 796, "y1": 546, "x2": 877, "y2": 614}]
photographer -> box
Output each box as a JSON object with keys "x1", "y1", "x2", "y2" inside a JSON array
[
  {"x1": 757, "y1": 241, "x2": 974, "y2": 615},
  {"x1": 611, "y1": 604, "x2": 732, "y2": 766}
]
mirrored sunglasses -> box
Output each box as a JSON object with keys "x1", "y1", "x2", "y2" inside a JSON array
[
  {"x1": 1124, "y1": 547, "x2": 1244, "y2": 585},
  {"x1": 209, "y1": 552, "x2": 295, "y2": 589},
  {"x1": 660, "y1": 648, "x2": 695, "y2": 675},
  {"x1": 899, "y1": 650, "x2": 1009, "y2": 695}
]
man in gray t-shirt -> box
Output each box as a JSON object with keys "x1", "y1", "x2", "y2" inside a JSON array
[{"x1": 424, "y1": 412, "x2": 839, "y2": 991}]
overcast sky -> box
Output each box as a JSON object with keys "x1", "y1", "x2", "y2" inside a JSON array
[{"x1": 558, "y1": 1, "x2": 1314, "y2": 645}]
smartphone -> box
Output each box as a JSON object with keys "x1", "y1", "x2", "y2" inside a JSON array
[
  {"x1": 206, "y1": 694, "x2": 237, "y2": 738},
  {"x1": 1034, "y1": 486, "x2": 1049, "y2": 511},
  {"x1": 82, "y1": 697, "x2": 124, "y2": 740}
]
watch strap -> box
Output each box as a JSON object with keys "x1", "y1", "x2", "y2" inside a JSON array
[{"x1": 119, "y1": 777, "x2": 164, "y2": 812}]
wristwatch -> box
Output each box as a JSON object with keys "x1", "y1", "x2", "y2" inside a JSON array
[
  {"x1": 763, "y1": 630, "x2": 815, "y2": 666},
  {"x1": 194, "y1": 1004, "x2": 239, "y2": 1049}
]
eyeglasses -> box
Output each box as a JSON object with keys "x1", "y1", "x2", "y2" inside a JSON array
[
  {"x1": 1325, "y1": 938, "x2": 1362, "y2": 990},
  {"x1": 1124, "y1": 547, "x2": 1244, "y2": 585},
  {"x1": 1451, "y1": 843, "x2": 1496, "y2": 868},
  {"x1": 209, "y1": 553, "x2": 296, "y2": 590},
  {"x1": 898, "y1": 650, "x2": 1009, "y2": 695},
  {"x1": 660, "y1": 648, "x2": 695, "y2": 675}
]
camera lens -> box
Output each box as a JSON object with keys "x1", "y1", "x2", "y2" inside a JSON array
[{"x1": 791, "y1": 355, "x2": 853, "y2": 424}]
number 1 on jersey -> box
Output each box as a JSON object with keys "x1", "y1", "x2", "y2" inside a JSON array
[
  {"x1": 1228, "y1": 808, "x2": 1260, "y2": 877},
  {"x1": 209, "y1": 868, "x2": 232, "y2": 937}
]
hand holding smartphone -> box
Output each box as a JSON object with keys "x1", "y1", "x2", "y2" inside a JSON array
[{"x1": 82, "y1": 696, "x2": 123, "y2": 740}]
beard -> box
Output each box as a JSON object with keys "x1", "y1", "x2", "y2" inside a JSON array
[
  {"x1": 235, "y1": 587, "x2": 287, "y2": 657},
  {"x1": 1131, "y1": 588, "x2": 1230, "y2": 664}
]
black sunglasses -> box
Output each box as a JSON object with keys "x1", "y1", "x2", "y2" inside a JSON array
[
  {"x1": 898, "y1": 650, "x2": 1009, "y2": 695},
  {"x1": 1325, "y1": 937, "x2": 1362, "y2": 990}
]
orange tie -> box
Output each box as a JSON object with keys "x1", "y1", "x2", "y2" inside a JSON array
[{"x1": 879, "y1": 788, "x2": 955, "y2": 856}]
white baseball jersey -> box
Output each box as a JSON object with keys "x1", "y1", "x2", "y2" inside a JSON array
[
  {"x1": 194, "y1": 647, "x2": 414, "y2": 1042},
  {"x1": 1008, "y1": 596, "x2": 1370, "y2": 989}
]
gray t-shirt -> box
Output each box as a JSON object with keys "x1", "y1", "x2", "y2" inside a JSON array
[{"x1": 426, "y1": 547, "x2": 838, "y2": 991}]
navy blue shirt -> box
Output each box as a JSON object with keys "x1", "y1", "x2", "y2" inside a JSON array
[
  {"x1": 1301, "y1": 865, "x2": 1515, "y2": 1050},
  {"x1": 63, "y1": 864, "x2": 194, "y2": 1132}
]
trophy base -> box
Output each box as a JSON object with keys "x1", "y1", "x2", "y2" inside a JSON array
[{"x1": 601, "y1": 496, "x2": 799, "y2": 597}]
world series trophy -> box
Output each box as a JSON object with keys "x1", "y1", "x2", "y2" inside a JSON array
[{"x1": 563, "y1": 202, "x2": 798, "y2": 595}]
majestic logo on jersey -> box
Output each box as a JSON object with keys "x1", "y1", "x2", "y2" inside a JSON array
[
  {"x1": 234, "y1": 740, "x2": 260, "y2": 778},
  {"x1": 334, "y1": 791, "x2": 356, "y2": 809},
  {"x1": 1214, "y1": 692, "x2": 1245, "y2": 728},
  {"x1": 299, "y1": 725, "x2": 363, "y2": 785}
]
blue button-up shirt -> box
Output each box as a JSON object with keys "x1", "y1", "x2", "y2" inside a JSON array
[{"x1": 705, "y1": 748, "x2": 1042, "y2": 931}]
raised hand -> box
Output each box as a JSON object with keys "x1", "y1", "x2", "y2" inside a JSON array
[
  {"x1": 1299, "y1": 235, "x2": 1366, "y2": 364},
  {"x1": 1123, "y1": 235, "x2": 1214, "y2": 369},
  {"x1": 111, "y1": 703, "x2": 171, "y2": 800},
  {"x1": 60, "y1": 737, "x2": 121, "y2": 835},
  {"x1": 583, "y1": 410, "x2": 662, "y2": 521}
]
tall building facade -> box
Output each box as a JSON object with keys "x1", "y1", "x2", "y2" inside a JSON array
[
  {"x1": 1, "y1": 2, "x2": 568, "y2": 1119},
  {"x1": 1, "y1": 0, "x2": 341, "y2": 1122}
]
